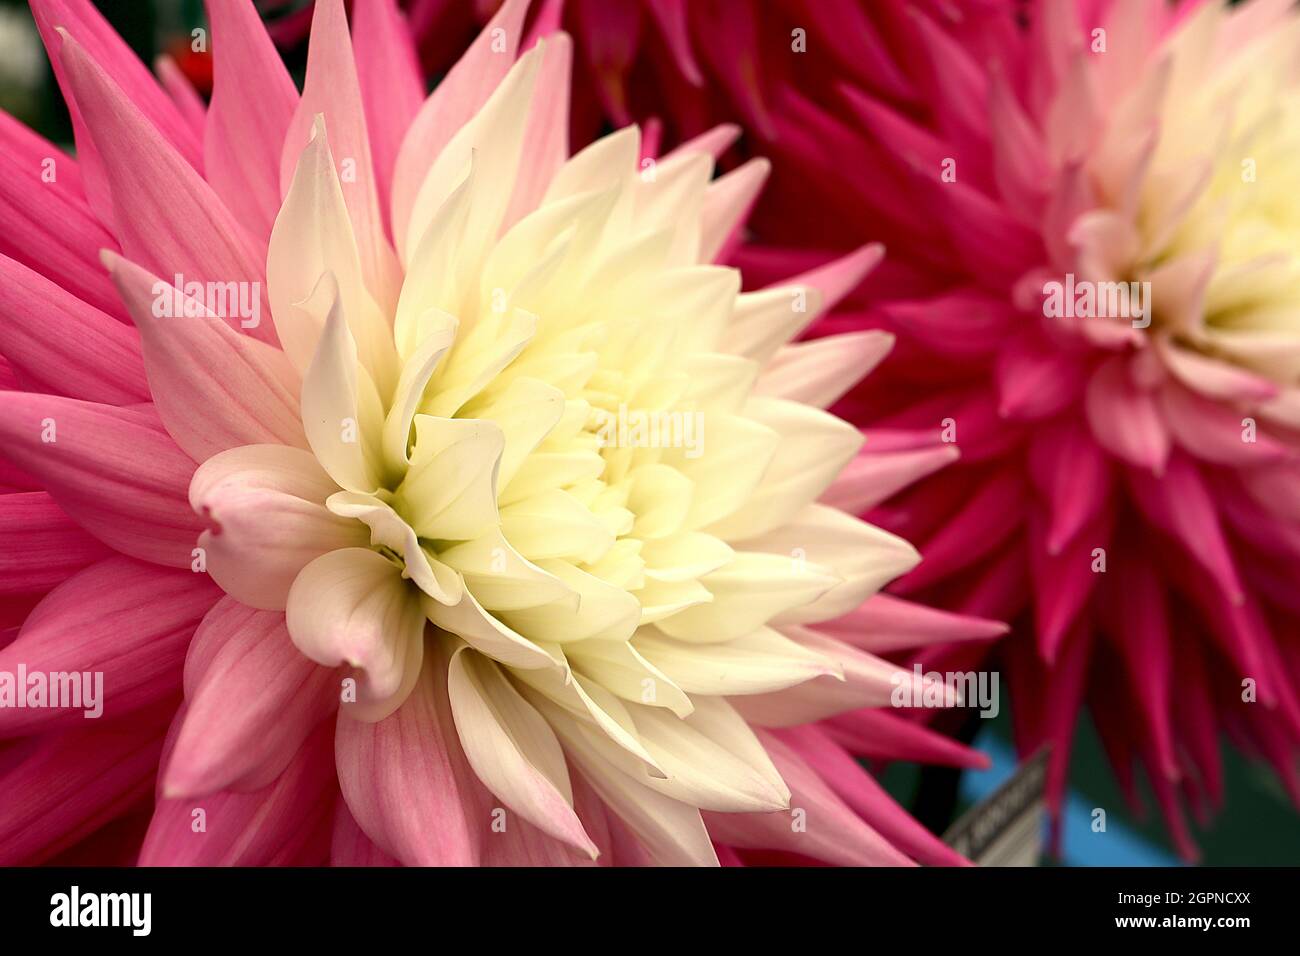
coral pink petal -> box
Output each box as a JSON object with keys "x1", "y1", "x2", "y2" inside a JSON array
[
  {"x1": 105, "y1": 251, "x2": 306, "y2": 461},
  {"x1": 0, "y1": 555, "x2": 217, "y2": 735},
  {"x1": 353, "y1": 0, "x2": 426, "y2": 236},
  {"x1": 779, "y1": 243, "x2": 883, "y2": 315},
  {"x1": 57, "y1": 29, "x2": 277, "y2": 346},
  {"x1": 0, "y1": 703, "x2": 170, "y2": 864},
  {"x1": 781, "y1": 724, "x2": 972, "y2": 866},
  {"x1": 204, "y1": 0, "x2": 299, "y2": 242},
  {"x1": 0, "y1": 253, "x2": 148, "y2": 404},
  {"x1": 826, "y1": 708, "x2": 992, "y2": 770},
  {"x1": 0, "y1": 112, "x2": 124, "y2": 318},
  {"x1": 30, "y1": 0, "x2": 202, "y2": 228},
  {"x1": 0, "y1": 394, "x2": 202, "y2": 567},
  {"x1": 334, "y1": 645, "x2": 478, "y2": 865},
  {"x1": 703, "y1": 731, "x2": 915, "y2": 867},
  {"x1": 330, "y1": 801, "x2": 399, "y2": 866},
  {"x1": 142, "y1": 718, "x2": 336, "y2": 866},
  {"x1": 821, "y1": 442, "x2": 960, "y2": 515},
  {"x1": 163, "y1": 597, "x2": 340, "y2": 798},
  {"x1": 820, "y1": 592, "x2": 1008, "y2": 655},
  {"x1": 1085, "y1": 356, "x2": 1172, "y2": 473},
  {"x1": 0, "y1": 492, "x2": 111, "y2": 595}
]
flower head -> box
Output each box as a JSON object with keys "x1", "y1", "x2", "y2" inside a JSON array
[{"x1": 0, "y1": 0, "x2": 996, "y2": 866}]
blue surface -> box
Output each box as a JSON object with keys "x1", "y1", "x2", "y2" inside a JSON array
[{"x1": 962, "y1": 732, "x2": 1184, "y2": 867}]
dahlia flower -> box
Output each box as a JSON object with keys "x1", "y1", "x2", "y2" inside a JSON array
[
  {"x1": 519, "y1": 0, "x2": 1300, "y2": 857},
  {"x1": 0, "y1": 0, "x2": 999, "y2": 866}
]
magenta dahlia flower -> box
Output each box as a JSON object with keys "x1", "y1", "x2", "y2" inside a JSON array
[
  {"x1": 0, "y1": 0, "x2": 1001, "y2": 866},
  {"x1": 507, "y1": 0, "x2": 1300, "y2": 857}
]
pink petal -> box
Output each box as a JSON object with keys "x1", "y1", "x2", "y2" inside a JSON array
[
  {"x1": 104, "y1": 251, "x2": 306, "y2": 461},
  {"x1": 0, "y1": 253, "x2": 148, "y2": 404},
  {"x1": 778, "y1": 243, "x2": 883, "y2": 316},
  {"x1": 703, "y1": 731, "x2": 915, "y2": 867},
  {"x1": 335, "y1": 639, "x2": 478, "y2": 865},
  {"x1": 780, "y1": 725, "x2": 972, "y2": 866},
  {"x1": 154, "y1": 54, "x2": 206, "y2": 140},
  {"x1": 1026, "y1": 418, "x2": 1114, "y2": 554},
  {"x1": 0, "y1": 702, "x2": 170, "y2": 864},
  {"x1": 0, "y1": 111, "x2": 123, "y2": 318},
  {"x1": 353, "y1": 0, "x2": 425, "y2": 236},
  {"x1": 0, "y1": 393, "x2": 202, "y2": 567},
  {"x1": 882, "y1": 289, "x2": 1012, "y2": 360},
  {"x1": 189, "y1": 445, "x2": 367, "y2": 611},
  {"x1": 330, "y1": 800, "x2": 399, "y2": 866},
  {"x1": 0, "y1": 555, "x2": 217, "y2": 736},
  {"x1": 893, "y1": 468, "x2": 1027, "y2": 593},
  {"x1": 819, "y1": 592, "x2": 1008, "y2": 654},
  {"x1": 644, "y1": 0, "x2": 703, "y2": 85},
  {"x1": 1159, "y1": 382, "x2": 1287, "y2": 466},
  {"x1": 994, "y1": 333, "x2": 1087, "y2": 420},
  {"x1": 826, "y1": 709, "x2": 992, "y2": 770},
  {"x1": 821, "y1": 442, "x2": 960, "y2": 515},
  {"x1": 204, "y1": 0, "x2": 299, "y2": 242},
  {"x1": 1125, "y1": 453, "x2": 1243, "y2": 605},
  {"x1": 57, "y1": 29, "x2": 277, "y2": 346},
  {"x1": 0, "y1": 492, "x2": 111, "y2": 596},
  {"x1": 31, "y1": 0, "x2": 202, "y2": 228},
  {"x1": 282, "y1": 0, "x2": 400, "y2": 309},
  {"x1": 163, "y1": 597, "x2": 340, "y2": 798},
  {"x1": 1028, "y1": 507, "x2": 1111, "y2": 663},
  {"x1": 1085, "y1": 355, "x2": 1172, "y2": 472},
  {"x1": 141, "y1": 717, "x2": 336, "y2": 865}
]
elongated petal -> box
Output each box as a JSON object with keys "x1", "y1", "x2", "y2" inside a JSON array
[
  {"x1": 105, "y1": 252, "x2": 306, "y2": 461},
  {"x1": 0, "y1": 253, "x2": 147, "y2": 405},
  {"x1": 0, "y1": 556, "x2": 217, "y2": 735},
  {"x1": 448, "y1": 645, "x2": 597, "y2": 857},
  {"x1": 703, "y1": 731, "x2": 915, "y2": 866},
  {"x1": 142, "y1": 719, "x2": 335, "y2": 866},
  {"x1": 57, "y1": 30, "x2": 274, "y2": 345},
  {"x1": 163, "y1": 597, "x2": 340, "y2": 798},
  {"x1": 0, "y1": 704, "x2": 169, "y2": 865},
  {"x1": 282, "y1": 0, "x2": 399, "y2": 309},
  {"x1": 391, "y1": 0, "x2": 530, "y2": 249},
  {"x1": 0, "y1": 111, "x2": 122, "y2": 317},
  {"x1": 0, "y1": 492, "x2": 110, "y2": 595},
  {"x1": 0, "y1": 394, "x2": 202, "y2": 567},
  {"x1": 335, "y1": 641, "x2": 479, "y2": 865},
  {"x1": 204, "y1": 0, "x2": 299, "y2": 241}
]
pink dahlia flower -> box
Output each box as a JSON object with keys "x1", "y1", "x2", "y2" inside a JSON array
[
  {"x1": 0, "y1": 0, "x2": 998, "y2": 866},
  {"x1": 506, "y1": 0, "x2": 1300, "y2": 856}
]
